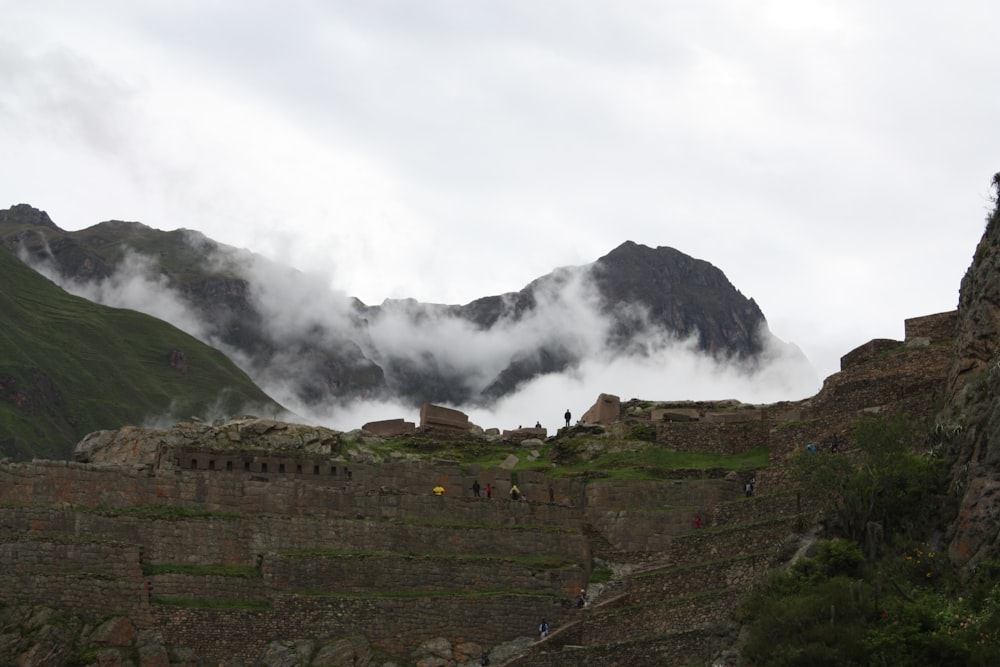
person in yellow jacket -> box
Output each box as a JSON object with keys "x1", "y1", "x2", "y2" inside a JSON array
[
  {"x1": 433, "y1": 485, "x2": 445, "y2": 496},
  {"x1": 509, "y1": 484, "x2": 520, "y2": 501}
]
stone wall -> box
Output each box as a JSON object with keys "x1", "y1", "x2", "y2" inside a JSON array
[
  {"x1": 905, "y1": 310, "x2": 957, "y2": 343},
  {"x1": 153, "y1": 593, "x2": 574, "y2": 664},
  {"x1": 0, "y1": 537, "x2": 146, "y2": 619},
  {"x1": 840, "y1": 338, "x2": 902, "y2": 371},
  {"x1": 654, "y1": 420, "x2": 772, "y2": 454},
  {"x1": 263, "y1": 553, "x2": 586, "y2": 596},
  {"x1": 0, "y1": 311, "x2": 956, "y2": 664}
]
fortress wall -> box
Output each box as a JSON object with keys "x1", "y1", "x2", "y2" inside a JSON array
[
  {"x1": 905, "y1": 310, "x2": 957, "y2": 342},
  {"x1": 0, "y1": 460, "x2": 589, "y2": 529},
  {"x1": 654, "y1": 420, "x2": 772, "y2": 454},
  {"x1": 585, "y1": 477, "x2": 742, "y2": 510},
  {"x1": 263, "y1": 553, "x2": 586, "y2": 597},
  {"x1": 627, "y1": 552, "x2": 772, "y2": 604},
  {"x1": 706, "y1": 492, "x2": 802, "y2": 528},
  {"x1": 841, "y1": 339, "x2": 902, "y2": 371},
  {"x1": 0, "y1": 507, "x2": 589, "y2": 568},
  {"x1": 508, "y1": 631, "x2": 710, "y2": 667},
  {"x1": 153, "y1": 593, "x2": 574, "y2": 664},
  {"x1": 666, "y1": 516, "x2": 799, "y2": 568},
  {"x1": 815, "y1": 345, "x2": 952, "y2": 416},
  {"x1": 588, "y1": 507, "x2": 699, "y2": 552},
  {"x1": 148, "y1": 572, "x2": 268, "y2": 602},
  {"x1": 548, "y1": 588, "x2": 742, "y2": 650},
  {"x1": 0, "y1": 539, "x2": 144, "y2": 618}
]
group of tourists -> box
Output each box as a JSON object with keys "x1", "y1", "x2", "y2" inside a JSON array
[{"x1": 432, "y1": 480, "x2": 561, "y2": 504}]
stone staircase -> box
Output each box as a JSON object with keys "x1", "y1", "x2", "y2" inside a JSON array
[{"x1": 499, "y1": 492, "x2": 802, "y2": 666}]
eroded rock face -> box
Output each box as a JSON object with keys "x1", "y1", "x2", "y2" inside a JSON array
[
  {"x1": 944, "y1": 176, "x2": 1000, "y2": 573},
  {"x1": 73, "y1": 417, "x2": 344, "y2": 466}
]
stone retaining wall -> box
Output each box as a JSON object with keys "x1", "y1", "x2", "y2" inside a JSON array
[{"x1": 153, "y1": 593, "x2": 573, "y2": 663}]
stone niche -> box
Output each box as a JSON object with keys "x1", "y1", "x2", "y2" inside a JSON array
[
  {"x1": 582, "y1": 393, "x2": 621, "y2": 425},
  {"x1": 419, "y1": 403, "x2": 470, "y2": 430},
  {"x1": 362, "y1": 419, "x2": 416, "y2": 437}
]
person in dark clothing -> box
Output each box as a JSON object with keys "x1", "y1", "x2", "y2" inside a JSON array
[
  {"x1": 564, "y1": 409, "x2": 571, "y2": 427},
  {"x1": 472, "y1": 480, "x2": 481, "y2": 497}
]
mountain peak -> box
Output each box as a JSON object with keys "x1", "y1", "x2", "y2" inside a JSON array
[{"x1": 0, "y1": 204, "x2": 58, "y2": 230}]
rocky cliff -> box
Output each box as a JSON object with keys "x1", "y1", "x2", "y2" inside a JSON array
[{"x1": 943, "y1": 173, "x2": 1000, "y2": 573}]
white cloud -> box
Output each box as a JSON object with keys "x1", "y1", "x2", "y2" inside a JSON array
[{"x1": 2, "y1": 0, "x2": 996, "y2": 391}]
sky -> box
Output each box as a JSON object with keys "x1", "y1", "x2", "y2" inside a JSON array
[{"x1": 2, "y1": 1, "x2": 998, "y2": 429}]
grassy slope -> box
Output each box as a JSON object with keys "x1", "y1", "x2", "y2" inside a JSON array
[{"x1": 0, "y1": 247, "x2": 287, "y2": 461}]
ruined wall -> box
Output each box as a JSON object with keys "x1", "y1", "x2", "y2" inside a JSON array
[
  {"x1": 0, "y1": 537, "x2": 146, "y2": 619},
  {"x1": 654, "y1": 420, "x2": 772, "y2": 455},
  {"x1": 154, "y1": 593, "x2": 574, "y2": 664},
  {"x1": 905, "y1": 310, "x2": 957, "y2": 342}
]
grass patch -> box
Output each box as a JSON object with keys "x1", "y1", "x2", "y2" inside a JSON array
[
  {"x1": 87, "y1": 505, "x2": 241, "y2": 520},
  {"x1": 401, "y1": 518, "x2": 578, "y2": 534},
  {"x1": 292, "y1": 588, "x2": 562, "y2": 600},
  {"x1": 0, "y1": 243, "x2": 286, "y2": 462},
  {"x1": 150, "y1": 596, "x2": 270, "y2": 610},
  {"x1": 273, "y1": 550, "x2": 577, "y2": 570},
  {"x1": 142, "y1": 564, "x2": 260, "y2": 577},
  {"x1": 555, "y1": 445, "x2": 770, "y2": 481},
  {"x1": 589, "y1": 566, "x2": 613, "y2": 584}
]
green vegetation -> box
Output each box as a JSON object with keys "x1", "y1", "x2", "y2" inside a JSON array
[
  {"x1": 293, "y1": 588, "x2": 561, "y2": 600},
  {"x1": 588, "y1": 566, "x2": 613, "y2": 584},
  {"x1": 274, "y1": 550, "x2": 576, "y2": 570},
  {"x1": 142, "y1": 564, "x2": 260, "y2": 577},
  {"x1": 87, "y1": 505, "x2": 241, "y2": 520},
  {"x1": 791, "y1": 414, "x2": 945, "y2": 551},
  {"x1": 381, "y1": 435, "x2": 767, "y2": 481},
  {"x1": 401, "y1": 518, "x2": 578, "y2": 534},
  {"x1": 557, "y1": 445, "x2": 769, "y2": 481},
  {"x1": 0, "y1": 246, "x2": 286, "y2": 461},
  {"x1": 150, "y1": 596, "x2": 270, "y2": 610},
  {"x1": 740, "y1": 415, "x2": 999, "y2": 665}
]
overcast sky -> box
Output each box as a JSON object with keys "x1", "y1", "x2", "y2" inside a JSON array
[{"x1": 2, "y1": 1, "x2": 997, "y2": 414}]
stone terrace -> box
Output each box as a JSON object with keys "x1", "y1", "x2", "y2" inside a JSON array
[{"x1": 0, "y1": 311, "x2": 956, "y2": 665}]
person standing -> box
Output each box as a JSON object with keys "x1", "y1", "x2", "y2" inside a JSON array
[
  {"x1": 510, "y1": 484, "x2": 520, "y2": 501},
  {"x1": 539, "y1": 619, "x2": 549, "y2": 639},
  {"x1": 472, "y1": 480, "x2": 481, "y2": 497},
  {"x1": 486, "y1": 483, "x2": 493, "y2": 499},
  {"x1": 564, "y1": 409, "x2": 571, "y2": 427}
]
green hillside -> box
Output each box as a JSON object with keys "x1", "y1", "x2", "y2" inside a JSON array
[{"x1": 0, "y1": 247, "x2": 289, "y2": 461}]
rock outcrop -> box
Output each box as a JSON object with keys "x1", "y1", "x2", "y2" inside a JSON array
[{"x1": 943, "y1": 174, "x2": 1000, "y2": 573}]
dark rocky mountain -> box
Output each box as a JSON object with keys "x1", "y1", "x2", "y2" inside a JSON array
[{"x1": 0, "y1": 204, "x2": 792, "y2": 410}]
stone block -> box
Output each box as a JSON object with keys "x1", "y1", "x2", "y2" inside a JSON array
[
  {"x1": 362, "y1": 419, "x2": 416, "y2": 437},
  {"x1": 419, "y1": 404, "x2": 470, "y2": 430},
  {"x1": 501, "y1": 427, "x2": 546, "y2": 442},
  {"x1": 581, "y1": 393, "x2": 621, "y2": 425}
]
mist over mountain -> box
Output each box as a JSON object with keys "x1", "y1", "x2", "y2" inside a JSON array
[{"x1": 0, "y1": 204, "x2": 817, "y2": 430}]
